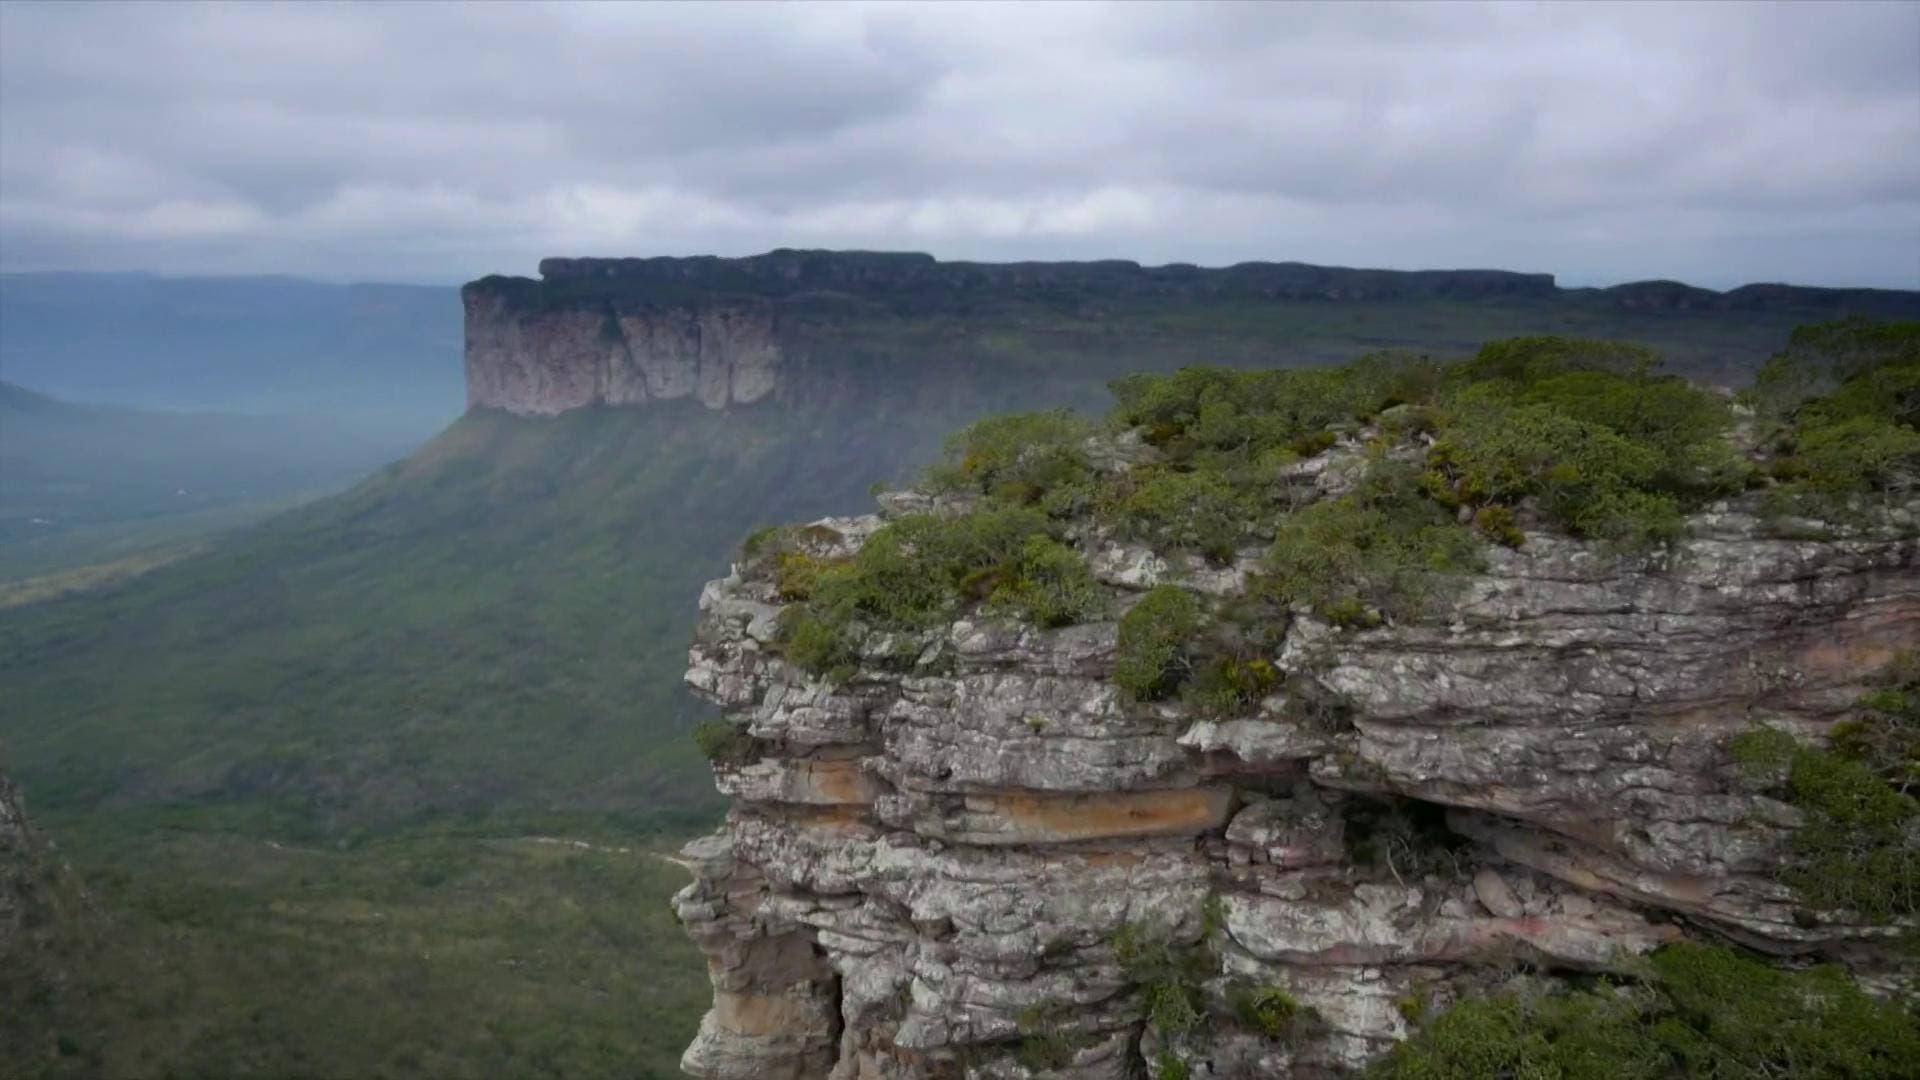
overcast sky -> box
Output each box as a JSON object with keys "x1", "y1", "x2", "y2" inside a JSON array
[{"x1": 1, "y1": 1, "x2": 1916, "y2": 288}]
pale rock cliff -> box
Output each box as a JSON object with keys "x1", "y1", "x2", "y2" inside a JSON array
[
  {"x1": 463, "y1": 288, "x2": 781, "y2": 415},
  {"x1": 672, "y1": 439, "x2": 1917, "y2": 1078}
]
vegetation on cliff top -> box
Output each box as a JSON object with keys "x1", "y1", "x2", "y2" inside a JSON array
[
  {"x1": 1368, "y1": 942, "x2": 1920, "y2": 1080},
  {"x1": 1747, "y1": 317, "x2": 1920, "y2": 515},
  {"x1": 760, "y1": 320, "x2": 1916, "y2": 692}
]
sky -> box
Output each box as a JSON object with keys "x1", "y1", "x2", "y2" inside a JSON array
[{"x1": 1, "y1": 0, "x2": 1916, "y2": 289}]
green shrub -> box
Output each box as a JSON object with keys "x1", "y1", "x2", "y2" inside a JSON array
[
  {"x1": 1369, "y1": 943, "x2": 1920, "y2": 1079},
  {"x1": 1731, "y1": 665, "x2": 1918, "y2": 922},
  {"x1": 1425, "y1": 388, "x2": 1689, "y2": 546},
  {"x1": 1265, "y1": 460, "x2": 1481, "y2": 623},
  {"x1": 1472, "y1": 504, "x2": 1526, "y2": 548},
  {"x1": 776, "y1": 611, "x2": 858, "y2": 683},
  {"x1": 1109, "y1": 355, "x2": 1437, "y2": 466},
  {"x1": 1650, "y1": 943, "x2": 1920, "y2": 1077},
  {"x1": 1182, "y1": 655, "x2": 1278, "y2": 716},
  {"x1": 1229, "y1": 982, "x2": 1318, "y2": 1042},
  {"x1": 1517, "y1": 369, "x2": 1729, "y2": 469},
  {"x1": 1113, "y1": 922, "x2": 1210, "y2": 1037},
  {"x1": 1746, "y1": 317, "x2": 1920, "y2": 423},
  {"x1": 771, "y1": 507, "x2": 1103, "y2": 675},
  {"x1": 925, "y1": 409, "x2": 1094, "y2": 507},
  {"x1": 1114, "y1": 586, "x2": 1204, "y2": 701},
  {"x1": 691, "y1": 719, "x2": 755, "y2": 766},
  {"x1": 773, "y1": 550, "x2": 838, "y2": 601},
  {"x1": 1419, "y1": 341, "x2": 1737, "y2": 546},
  {"x1": 1101, "y1": 466, "x2": 1253, "y2": 562},
  {"x1": 1831, "y1": 653, "x2": 1919, "y2": 789},
  {"x1": 987, "y1": 535, "x2": 1105, "y2": 628},
  {"x1": 1750, "y1": 319, "x2": 1920, "y2": 516},
  {"x1": 1449, "y1": 335, "x2": 1660, "y2": 388},
  {"x1": 1771, "y1": 415, "x2": 1920, "y2": 506},
  {"x1": 739, "y1": 524, "x2": 781, "y2": 561}
]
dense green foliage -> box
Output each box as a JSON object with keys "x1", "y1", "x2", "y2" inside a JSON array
[
  {"x1": 1100, "y1": 466, "x2": 1255, "y2": 564},
  {"x1": 1368, "y1": 943, "x2": 1920, "y2": 1079},
  {"x1": 1731, "y1": 656, "x2": 1919, "y2": 921},
  {"x1": 770, "y1": 506, "x2": 1103, "y2": 677},
  {"x1": 1748, "y1": 318, "x2": 1920, "y2": 514},
  {"x1": 2, "y1": 815, "x2": 706, "y2": 1080},
  {"x1": 691, "y1": 719, "x2": 756, "y2": 766},
  {"x1": 1424, "y1": 339, "x2": 1745, "y2": 545},
  {"x1": 1264, "y1": 459, "x2": 1483, "y2": 624},
  {"x1": 1227, "y1": 982, "x2": 1320, "y2": 1043},
  {"x1": 926, "y1": 409, "x2": 1096, "y2": 512},
  {"x1": 1114, "y1": 586, "x2": 1205, "y2": 700}
]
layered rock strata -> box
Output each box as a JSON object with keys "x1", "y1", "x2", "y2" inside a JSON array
[{"x1": 672, "y1": 449, "x2": 1917, "y2": 1077}]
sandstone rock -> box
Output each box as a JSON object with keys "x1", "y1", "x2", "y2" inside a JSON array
[
  {"x1": 464, "y1": 291, "x2": 783, "y2": 415},
  {"x1": 674, "y1": 483, "x2": 1918, "y2": 1078}
]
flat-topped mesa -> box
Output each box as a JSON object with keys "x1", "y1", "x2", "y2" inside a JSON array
[
  {"x1": 462, "y1": 251, "x2": 1920, "y2": 418},
  {"x1": 529, "y1": 251, "x2": 1559, "y2": 302},
  {"x1": 671, "y1": 387, "x2": 1919, "y2": 1078},
  {"x1": 459, "y1": 251, "x2": 1559, "y2": 417}
]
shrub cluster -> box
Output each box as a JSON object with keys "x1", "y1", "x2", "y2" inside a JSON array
[
  {"x1": 1750, "y1": 319, "x2": 1920, "y2": 515},
  {"x1": 1263, "y1": 459, "x2": 1482, "y2": 625},
  {"x1": 924, "y1": 409, "x2": 1096, "y2": 512},
  {"x1": 1424, "y1": 338, "x2": 1743, "y2": 546},
  {"x1": 1113, "y1": 586, "x2": 1205, "y2": 701},
  {"x1": 1100, "y1": 466, "x2": 1254, "y2": 564},
  {"x1": 1730, "y1": 655, "x2": 1918, "y2": 921},
  {"x1": 690, "y1": 719, "x2": 755, "y2": 766},
  {"x1": 1367, "y1": 943, "x2": 1920, "y2": 1079},
  {"x1": 1113, "y1": 921, "x2": 1211, "y2": 1037},
  {"x1": 773, "y1": 507, "x2": 1103, "y2": 679},
  {"x1": 1227, "y1": 981, "x2": 1324, "y2": 1044}
]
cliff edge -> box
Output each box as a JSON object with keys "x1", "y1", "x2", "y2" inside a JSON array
[{"x1": 671, "y1": 334, "x2": 1919, "y2": 1078}]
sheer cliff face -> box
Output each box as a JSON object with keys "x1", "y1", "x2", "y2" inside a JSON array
[
  {"x1": 462, "y1": 288, "x2": 781, "y2": 415},
  {"x1": 674, "y1": 447, "x2": 1917, "y2": 1079}
]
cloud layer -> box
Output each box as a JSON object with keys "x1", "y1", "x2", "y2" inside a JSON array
[{"x1": 2, "y1": 1, "x2": 1916, "y2": 286}]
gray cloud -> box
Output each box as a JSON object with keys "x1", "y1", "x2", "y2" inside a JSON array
[{"x1": 1, "y1": 0, "x2": 1915, "y2": 287}]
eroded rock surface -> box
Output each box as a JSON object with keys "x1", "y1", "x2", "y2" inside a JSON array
[
  {"x1": 674, "y1": 476, "x2": 1916, "y2": 1077},
  {"x1": 463, "y1": 289, "x2": 781, "y2": 415}
]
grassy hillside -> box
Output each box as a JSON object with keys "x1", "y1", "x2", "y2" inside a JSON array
[
  {"x1": 5, "y1": 805, "x2": 708, "y2": 1080},
  {"x1": 4, "y1": 401, "x2": 921, "y2": 831}
]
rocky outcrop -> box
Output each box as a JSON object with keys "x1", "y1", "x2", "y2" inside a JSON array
[{"x1": 672, "y1": 444, "x2": 1917, "y2": 1077}]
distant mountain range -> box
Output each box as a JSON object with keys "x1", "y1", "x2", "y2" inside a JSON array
[
  {"x1": 0, "y1": 272, "x2": 462, "y2": 439},
  {"x1": 0, "y1": 380, "x2": 417, "y2": 577}
]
